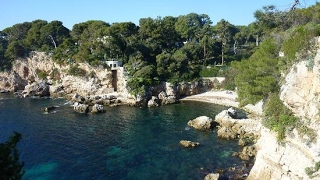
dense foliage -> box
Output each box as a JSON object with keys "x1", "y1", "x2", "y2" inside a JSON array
[
  {"x1": 0, "y1": 132, "x2": 24, "y2": 179},
  {"x1": 0, "y1": 13, "x2": 257, "y2": 84}
]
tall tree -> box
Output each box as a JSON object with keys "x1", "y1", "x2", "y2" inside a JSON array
[
  {"x1": 2, "y1": 22, "x2": 32, "y2": 42},
  {"x1": 175, "y1": 13, "x2": 212, "y2": 42},
  {"x1": 40, "y1": 21, "x2": 70, "y2": 51},
  {"x1": 25, "y1": 20, "x2": 48, "y2": 50},
  {"x1": 214, "y1": 19, "x2": 238, "y2": 65}
]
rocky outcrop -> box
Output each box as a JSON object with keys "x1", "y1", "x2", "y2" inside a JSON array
[
  {"x1": 204, "y1": 173, "x2": 219, "y2": 180},
  {"x1": 147, "y1": 96, "x2": 160, "y2": 107},
  {"x1": 215, "y1": 108, "x2": 260, "y2": 140},
  {"x1": 187, "y1": 116, "x2": 214, "y2": 130},
  {"x1": 179, "y1": 140, "x2": 200, "y2": 148},
  {"x1": 248, "y1": 37, "x2": 320, "y2": 180},
  {"x1": 73, "y1": 102, "x2": 89, "y2": 114},
  {"x1": 22, "y1": 81, "x2": 50, "y2": 97}
]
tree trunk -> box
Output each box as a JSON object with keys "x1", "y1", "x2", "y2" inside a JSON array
[
  {"x1": 48, "y1": 35, "x2": 57, "y2": 49},
  {"x1": 221, "y1": 43, "x2": 224, "y2": 65}
]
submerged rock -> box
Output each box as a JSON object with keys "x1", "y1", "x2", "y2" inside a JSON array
[
  {"x1": 41, "y1": 106, "x2": 56, "y2": 112},
  {"x1": 187, "y1": 116, "x2": 213, "y2": 130},
  {"x1": 179, "y1": 140, "x2": 200, "y2": 148}
]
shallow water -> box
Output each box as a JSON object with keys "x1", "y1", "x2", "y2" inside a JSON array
[{"x1": 0, "y1": 94, "x2": 243, "y2": 179}]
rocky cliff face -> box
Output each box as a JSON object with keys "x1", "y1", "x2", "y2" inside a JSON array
[
  {"x1": 0, "y1": 51, "x2": 217, "y2": 106},
  {"x1": 0, "y1": 52, "x2": 116, "y2": 98},
  {"x1": 248, "y1": 37, "x2": 320, "y2": 179}
]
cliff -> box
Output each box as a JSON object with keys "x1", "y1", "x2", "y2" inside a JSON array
[
  {"x1": 0, "y1": 52, "x2": 217, "y2": 106},
  {"x1": 248, "y1": 37, "x2": 320, "y2": 179}
]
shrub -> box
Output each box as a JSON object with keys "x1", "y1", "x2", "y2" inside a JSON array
[
  {"x1": 305, "y1": 161, "x2": 320, "y2": 179},
  {"x1": 280, "y1": 23, "x2": 320, "y2": 71},
  {"x1": 263, "y1": 93, "x2": 298, "y2": 142},
  {"x1": 36, "y1": 70, "x2": 47, "y2": 79}
]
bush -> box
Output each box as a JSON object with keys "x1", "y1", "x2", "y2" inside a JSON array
[
  {"x1": 263, "y1": 93, "x2": 298, "y2": 142},
  {"x1": 36, "y1": 70, "x2": 47, "y2": 79},
  {"x1": 280, "y1": 23, "x2": 320, "y2": 71},
  {"x1": 305, "y1": 161, "x2": 320, "y2": 179}
]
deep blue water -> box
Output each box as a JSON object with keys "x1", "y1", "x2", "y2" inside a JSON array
[{"x1": 0, "y1": 93, "x2": 243, "y2": 180}]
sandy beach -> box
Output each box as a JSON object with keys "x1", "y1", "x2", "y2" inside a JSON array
[{"x1": 180, "y1": 90, "x2": 239, "y2": 108}]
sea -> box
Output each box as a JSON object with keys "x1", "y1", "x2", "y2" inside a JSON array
[{"x1": 0, "y1": 93, "x2": 246, "y2": 180}]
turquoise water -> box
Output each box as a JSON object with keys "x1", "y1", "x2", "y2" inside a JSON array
[{"x1": 0, "y1": 94, "x2": 243, "y2": 179}]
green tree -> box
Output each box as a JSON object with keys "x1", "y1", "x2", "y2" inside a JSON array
[
  {"x1": 0, "y1": 132, "x2": 25, "y2": 179},
  {"x1": 25, "y1": 20, "x2": 48, "y2": 51},
  {"x1": 214, "y1": 19, "x2": 238, "y2": 65},
  {"x1": 5, "y1": 40, "x2": 26, "y2": 60},
  {"x1": 0, "y1": 31, "x2": 9, "y2": 70},
  {"x1": 2, "y1": 22, "x2": 31, "y2": 42},
  {"x1": 40, "y1": 21, "x2": 70, "y2": 51},
  {"x1": 233, "y1": 38, "x2": 279, "y2": 106},
  {"x1": 175, "y1": 13, "x2": 212, "y2": 42}
]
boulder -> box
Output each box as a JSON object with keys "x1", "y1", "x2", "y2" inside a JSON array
[
  {"x1": 91, "y1": 104, "x2": 106, "y2": 113},
  {"x1": 22, "y1": 81, "x2": 50, "y2": 97},
  {"x1": 147, "y1": 96, "x2": 160, "y2": 107},
  {"x1": 238, "y1": 145, "x2": 257, "y2": 161},
  {"x1": 49, "y1": 84, "x2": 65, "y2": 98},
  {"x1": 204, "y1": 173, "x2": 220, "y2": 180},
  {"x1": 179, "y1": 140, "x2": 200, "y2": 148},
  {"x1": 227, "y1": 107, "x2": 238, "y2": 118},
  {"x1": 158, "y1": 91, "x2": 167, "y2": 100},
  {"x1": 187, "y1": 116, "x2": 213, "y2": 130},
  {"x1": 73, "y1": 102, "x2": 89, "y2": 113}
]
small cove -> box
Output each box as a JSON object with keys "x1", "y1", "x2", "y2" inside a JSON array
[{"x1": 0, "y1": 94, "x2": 246, "y2": 179}]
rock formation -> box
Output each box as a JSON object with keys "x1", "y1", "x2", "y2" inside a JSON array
[
  {"x1": 248, "y1": 37, "x2": 320, "y2": 180},
  {"x1": 204, "y1": 173, "x2": 219, "y2": 180},
  {"x1": 73, "y1": 102, "x2": 89, "y2": 114},
  {"x1": 0, "y1": 52, "x2": 217, "y2": 108},
  {"x1": 187, "y1": 116, "x2": 214, "y2": 130}
]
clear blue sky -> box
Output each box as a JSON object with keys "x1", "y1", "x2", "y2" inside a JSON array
[{"x1": 1, "y1": 0, "x2": 318, "y2": 30}]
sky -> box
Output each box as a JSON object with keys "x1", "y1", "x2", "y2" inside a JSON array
[{"x1": 1, "y1": 0, "x2": 318, "y2": 30}]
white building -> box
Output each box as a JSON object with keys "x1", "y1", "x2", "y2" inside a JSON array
[{"x1": 106, "y1": 60, "x2": 123, "y2": 70}]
